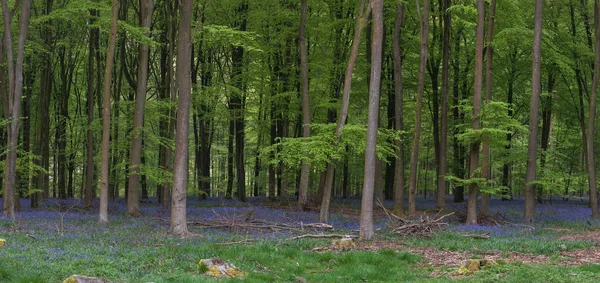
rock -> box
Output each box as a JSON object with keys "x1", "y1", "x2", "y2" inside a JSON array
[
  {"x1": 63, "y1": 275, "x2": 111, "y2": 283},
  {"x1": 465, "y1": 260, "x2": 481, "y2": 272},
  {"x1": 0, "y1": 238, "x2": 6, "y2": 247},
  {"x1": 330, "y1": 237, "x2": 355, "y2": 249},
  {"x1": 453, "y1": 259, "x2": 498, "y2": 276},
  {"x1": 198, "y1": 258, "x2": 246, "y2": 278}
]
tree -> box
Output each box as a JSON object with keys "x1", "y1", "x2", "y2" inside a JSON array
[
  {"x1": 319, "y1": 0, "x2": 371, "y2": 223},
  {"x1": 127, "y1": 0, "x2": 154, "y2": 217},
  {"x1": 466, "y1": 0, "x2": 485, "y2": 225},
  {"x1": 524, "y1": 0, "x2": 543, "y2": 223},
  {"x1": 2, "y1": 0, "x2": 32, "y2": 219},
  {"x1": 407, "y1": 0, "x2": 430, "y2": 216},
  {"x1": 170, "y1": 0, "x2": 193, "y2": 236},
  {"x1": 480, "y1": 0, "x2": 497, "y2": 215},
  {"x1": 297, "y1": 0, "x2": 311, "y2": 209},
  {"x1": 99, "y1": 0, "x2": 119, "y2": 224},
  {"x1": 360, "y1": 0, "x2": 383, "y2": 240},
  {"x1": 436, "y1": 0, "x2": 451, "y2": 210},
  {"x1": 392, "y1": 2, "x2": 406, "y2": 215},
  {"x1": 587, "y1": 0, "x2": 600, "y2": 217}
]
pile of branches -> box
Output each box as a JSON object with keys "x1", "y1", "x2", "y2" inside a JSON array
[
  {"x1": 378, "y1": 201, "x2": 452, "y2": 237},
  {"x1": 453, "y1": 204, "x2": 506, "y2": 226}
]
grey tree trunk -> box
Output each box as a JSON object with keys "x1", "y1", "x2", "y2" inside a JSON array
[
  {"x1": 298, "y1": 0, "x2": 311, "y2": 209},
  {"x1": 99, "y1": 0, "x2": 119, "y2": 224},
  {"x1": 436, "y1": 0, "x2": 451, "y2": 210},
  {"x1": 524, "y1": 0, "x2": 543, "y2": 223},
  {"x1": 127, "y1": 0, "x2": 154, "y2": 216},
  {"x1": 319, "y1": 0, "x2": 370, "y2": 223},
  {"x1": 586, "y1": 0, "x2": 600, "y2": 217},
  {"x1": 392, "y1": 3, "x2": 406, "y2": 215},
  {"x1": 360, "y1": 0, "x2": 383, "y2": 241},
  {"x1": 407, "y1": 0, "x2": 429, "y2": 216},
  {"x1": 170, "y1": 0, "x2": 193, "y2": 236},
  {"x1": 2, "y1": 0, "x2": 32, "y2": 220},
  {"x1": 466, "y1": 0, "x2": 485, "y2": 225}
]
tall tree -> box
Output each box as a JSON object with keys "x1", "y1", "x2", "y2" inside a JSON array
[
  {"x1": 392, "y1": 2, "x2": 406, "y2": 215},
  {"x1": 587, "y1": 0, "x2": 600, "y2": 217},
  {"x1": 480, "y1": 0, "x2": 497, "y2": 215},
  {"x1": 407, "y1": 0, "x2": 429, "y2": 216},
  {"x1": 466, "y1": 0, "x2": 485, "y2": 225},
  {"x1": 436, "y1": 0, "x2": 451, "y2": 209},
  {"x1": 360, "y1": 0, "x2": 383, "y2": 240},
  {"x1": 127, "y1": 0, "x2": 154, "y2": 216},
  {"x1": 2, "y1": 0, "x2": 32, "y2": 219},
  {"x1": 524, "y1": 0, "x2": 543, "y2": 223},
  {"x1": 297, "y1": 0, "x2": 311, "y2": 209},
  {"x1": 319, "y1": 0, "x2": 371, "y2": 223},
  {"x1": 170, "y1": 0, "x2": 193, "y2": 236},
  {"x1": 99, "y1": 0, "x2": 119, "y2": 224}
]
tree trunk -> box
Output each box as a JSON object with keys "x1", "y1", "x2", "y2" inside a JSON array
[
  {"x1": 524, "y1": 0, "x2": 543, "y2": 223},
  {"x1": 2, "y1": 0, "x2": 32, "y2": 220},
  {"x1": 436, "y1": 0, "x2": 451, "y2": 210},
  {"x1": 127, "y1": 0, "x2": 153, "y2": 216},
  {"x1": 319, "y1": 0, "x2": 371, "y2": 223},
  {"x1": 170, "y1": 0, "x2": 192, "y2": 236},
  {"x1": 539, "y1": 70, "x2": 555, "y2": 204},
  {"x1": 99, "y1": 0, "x2": 119, "y2": 224},
  {"x1": 466, "y1": 0, "x2": 485, "y2": 225},
  {"x1": 587, "y1": 0, "x2": 600, "y2": 217},
  {"x1": 452, "y1": 28, "x2": 465, "y2": 203},
  {"x1": 360, "y1": 0, "x2": 383, "y2": 240},
  {"x1": 392, "y1": 3, "x2": 406, "y2": 215},
  {"x1": 407, "y1": 0, "x2": 430, "y2": 216},
  {"x1": 480, "y1": 0, "x2": 497, "y2": 215},
  {"x1": 297, "y1": 0, "x2": 311, "y2": 209}
]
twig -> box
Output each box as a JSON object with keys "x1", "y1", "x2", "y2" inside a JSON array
[{"x1": 461, "y1": 232, "x2": 491, "y2": 239}]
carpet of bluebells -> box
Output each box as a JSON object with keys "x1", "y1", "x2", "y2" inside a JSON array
[{"x1": 1, "y1": 196, "x2": 600, "y2": 281}]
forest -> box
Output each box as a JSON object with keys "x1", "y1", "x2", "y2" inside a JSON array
[{"x1": 1, "y1": 0, "x2": 600, "y2": 281}]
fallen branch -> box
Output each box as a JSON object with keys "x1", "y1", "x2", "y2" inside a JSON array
[
  {"x1": 461, "y1": 232, "x2": 490, "y2": 239},
  {"x1": 288, "y1": 234, "x2": 357, "y2": 241}
]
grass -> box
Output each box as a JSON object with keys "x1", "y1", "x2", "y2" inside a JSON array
[{"x1": 1, "y1": 197, "x2": 600, "y2": 282}]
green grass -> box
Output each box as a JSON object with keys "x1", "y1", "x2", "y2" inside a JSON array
[{"x1": 2, "y1": 209, "x2": 600, "y2": 282}]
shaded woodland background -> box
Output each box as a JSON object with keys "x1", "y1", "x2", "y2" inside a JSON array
[{"x1": 1, "y1": 0, "x2": 600, "y2": 238}]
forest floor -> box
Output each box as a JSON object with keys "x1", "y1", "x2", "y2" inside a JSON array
[{"x1": 1, "y1": 196, "x2": 600, "y2": 282}]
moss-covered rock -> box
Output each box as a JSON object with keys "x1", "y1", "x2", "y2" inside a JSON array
[
  {"x1": 63, "y1": 275, "x2": 110, "y2": 283},
  {"x1": 330, "y1": 237, "x2": 356, "y2": 250},
  {"x1": 0, "y1": 238, "x2": 6, "y2": 247},
  {"x1": 198, "y1": 258, "x2": 246, "y2": 278}
]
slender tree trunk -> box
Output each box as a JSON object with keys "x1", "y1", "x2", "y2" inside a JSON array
[
  {"x1": 127, "y1": 0, "x2": 154, "y2": 216},
  {"x1": 480, "y1": 0, "x2": 497, "y2": 215},
  {"x1": 436, "y1": 0, "x2": 451, "y2": 210},
  {"x1": 539, "y1": 70, "x2": 555, "y2": 203},
  {"x1": 392, "y1": 3, "x2": 406, "y2": 215},
  {"x1": 524, "y1": 0, "x2": 543, "y2": 223},
  {"x1": 587, "y1": 0, "x2": 600, "y2": 217},
  {"x1": 319, "y1": 0, "x2": 371, "y2": 223},
  {"x1": 502, "y1": 49, "x2": 517, "y2": 201},
  {"x1": 297, "y1": 0, "x2": 311, "y2": 209},
  {"x1": 452, "y1": 28, "x2": 465, "y2": 203},
  {"x1": 170, "y1": 0, "x2": 192, "y2": 236},
  {"x1": 2, "y1": 0, "x2": 32, "y2": 219},
  {"x1": 407, "y1": 0, "x2": 430, "y2": 216},
  {"x1": 99, "y1": 0, "x2": 119, "y2": 224},
  {"x1": 360, "y1": 0, "x2": 383, "y2": 240},
  {"x1": 466, "y1": 0, "x2": 485, "y2": 225}
]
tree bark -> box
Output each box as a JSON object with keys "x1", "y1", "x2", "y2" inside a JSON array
[
  {"x1": 360, "y1": 0, "x2": 383, "y2": 240},
  {"x1": 524, "y1": 0, "x2": 543, "y2": 223},
  {"x1": 2, "y1": 0, "x2": 32, "y2": 219},
  {"x1": 99, "y1": 0, "x2": 119, "y2": 224},
  {"x1": 392, "y1": 3, "x2": 406, "y2": 215},
  {"x1": 297, "y1": 0, "x2": 311, "y2": 209},
  {"x1": 436, "y1": 0, "x2": 451, "y2": 210},
  {"x1": 170, "y1": 0, "x2": 192, "y2": 236},
  {"x1": 319, "y1": 0, "x2": 371, "y2": 223},
  {"x1": 127, "y1": 0, "x2": 154, "y2": 216},
  {"x1": 407, "y1": 0, "x2": 430, "y2": 216},
  {"x1": 480, "y1": 0, "x2": 496, "y2": 215},
  {"x1": 587, "y1": 0, "x2": 600, "y2": 217},
  {"x1": 466, "y1": 0, "x2": 485, "y2": 225}
]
